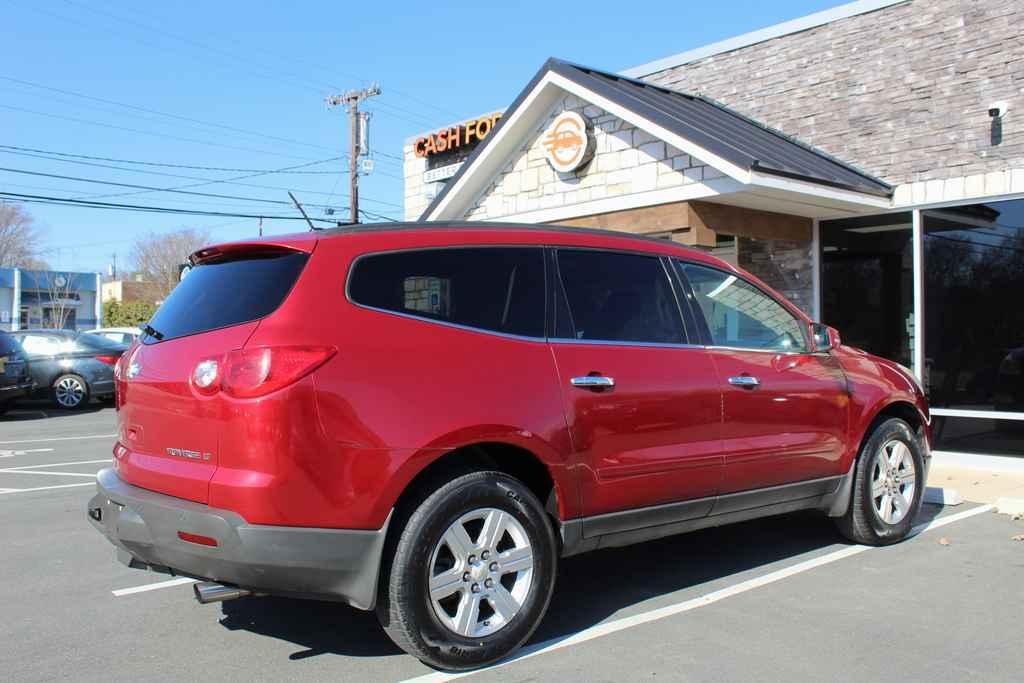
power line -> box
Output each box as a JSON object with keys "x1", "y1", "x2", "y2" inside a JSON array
[
  {"x1": 0, "y1": 103, "x2": 328, "y2": 161},
  {"x1": 1, "y1": 191, "x2": 340, "y2": 222},
  {"x1": 0, "y1": 166, "x2": 354, "y2": 209},
  {"x1": 0, "y1": 76, "x2": 340, "y2": 153},
  {"x1": 0, "y1": 144, "x2": 346, "y2": 173}
]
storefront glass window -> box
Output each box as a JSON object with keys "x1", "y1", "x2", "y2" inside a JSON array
[
  {"x1": 820, "y1": 213, "x2": 914, "y2": 368},
  {"x1": 924, "y1": 200, "x2": 1024, "y2": 413}
]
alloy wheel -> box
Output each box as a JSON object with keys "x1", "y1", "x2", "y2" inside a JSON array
[
  {"x1": 871, "y1": 439, "x2": 916, "y2": 524},
  {"x1": 427, "y1": 508, "x2": 534, "y2": 638},
  {"x1": 55, "y1": 376, "x2": 86, "y2": 408}
]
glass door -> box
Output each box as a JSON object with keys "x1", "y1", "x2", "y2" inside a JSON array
[{"x1": 820, "y1": 213, "x2": 914, "y2": 369}]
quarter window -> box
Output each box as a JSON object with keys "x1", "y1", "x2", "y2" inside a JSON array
[
  {"x1": 556, "y1": 250, "x2": 684, "y2": 344},
  {"x1": 348, "y1": 247, "x2": 545, "y2": 338},
  {"x1": 680, "y1": 262, "x2": 807, "y2": 352}
]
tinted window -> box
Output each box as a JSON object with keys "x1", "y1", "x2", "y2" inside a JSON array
[
  {"x1": 146, "y1": 251, "x2": 308, "y2": 342},
  {"x1": 556, "y1": 250, "x2": 684, "y2": 344},
  {"x1": 680, "y1": 262, "x2": 808, "y2": 352},
  {"x1": 348, "y1": 248, "x2": 545, "y2": 338},
  {"x1": 17, "y1": 334, "x2": 65, "y2": 357},
  {"x1": 77, "y1": 333, "x2": 128, "y2": 352}
]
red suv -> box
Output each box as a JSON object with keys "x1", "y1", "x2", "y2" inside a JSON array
[{"x1": 89, "y1": 223, "x2": 930, "y2": 670}]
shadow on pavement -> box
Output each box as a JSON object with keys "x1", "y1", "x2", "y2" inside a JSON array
[
  {"x1": 214, "y1": 508, "x2": 910, "y2": 661},
  {"x1": 0, "y1": 399, "x2": 111, "y2": 422}
]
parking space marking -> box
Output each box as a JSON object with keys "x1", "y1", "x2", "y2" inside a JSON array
[
  {"x1": 1, "y1": 459, "x2": 109, "y2": 470},
  {"x1": 0, "y1": 434, "x2": 116, "y2": 445},
  {"x1": 401, "y1": 504, "x2": 996, "y2": 683},
  {"x1": 0, "y1": 448, "x2": 55, "y2": 458},
  {"x1": 0, "y1": 482, "x2": 95, "y2": 495},
  {"x1": 112, "y1": 577, "x2": 198, "y2": 597},
  {"x1": 0, "y1": 469, "x2": 96, "y2": 477}
]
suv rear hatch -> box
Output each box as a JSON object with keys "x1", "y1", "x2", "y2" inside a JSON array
[{"x1": 115, "y1": 242, "x2": 313, "y2": 503}]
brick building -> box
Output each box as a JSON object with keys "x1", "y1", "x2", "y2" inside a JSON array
[{"x1": 403, "y1": 0, "x2": 1024, "y2": 460}]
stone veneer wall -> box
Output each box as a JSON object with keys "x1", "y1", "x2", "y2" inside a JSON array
[
  {"x1": 737, "y1": 237, "x2": 814, "y2": 316},
  {"x1": 463, "y1": 95, "x2": 723, "y2": 221},
  {"x1": 641, "y1": 0, "x2": 1024, "y2": 200}
]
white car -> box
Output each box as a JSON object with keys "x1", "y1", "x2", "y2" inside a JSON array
[{"x1": 90, "y1": 327, "x2": 142, "y2": 346}]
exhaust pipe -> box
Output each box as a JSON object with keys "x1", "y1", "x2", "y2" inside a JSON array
[{"x1": 193, "y1": 581, "x2": 252, "y2": 604}]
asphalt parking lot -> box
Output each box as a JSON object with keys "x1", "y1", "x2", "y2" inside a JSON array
[{"x1": 1, "y1": 403, "x2": 1021, "y2": 682}]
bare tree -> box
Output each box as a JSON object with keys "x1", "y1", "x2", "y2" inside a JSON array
[
  {"x1": 129, "y1": 228, "x2": 211, "y2": 301},
  {"x1": 0, "y1": 203, "x2": 43, "y2": 268},
  {"x1": 41, "y1": 272, "x2": 77, "y2": 329}
]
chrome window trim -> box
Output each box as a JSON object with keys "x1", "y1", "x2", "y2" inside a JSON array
[{"x1": 549, "y1": 337, "x2": 705, "y2": 350}]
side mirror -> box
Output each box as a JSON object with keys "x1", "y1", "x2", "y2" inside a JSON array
[{"x1": 810, "y1": 322, "x2": 841, "y2": 352}]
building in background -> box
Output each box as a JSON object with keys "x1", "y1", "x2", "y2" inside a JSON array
[
  {"x1": 0, "y1": 267, "x2": 102, "y2": 332},
  {"x1": 101, "y1": 276, "x2": 153, "y2": 304},
  {"x1": 404, "y1": 0, "x2": 1024, "y2": 460}
]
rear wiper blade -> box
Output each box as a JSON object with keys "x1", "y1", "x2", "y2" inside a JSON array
[{"x1": 142, "y1": 324, "x2": 164, "y2": 340}]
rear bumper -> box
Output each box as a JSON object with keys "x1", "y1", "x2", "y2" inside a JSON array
[{"x1": 87, "y1": 468, "x2": 390, "y2": 610}]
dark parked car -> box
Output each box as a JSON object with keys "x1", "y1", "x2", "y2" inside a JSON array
[
  {"x1": 0, "y1": 330, "x2": 33, "y2": 415},
  {"x1": 11, "y1": 330, "x2": 127, "y2": 409}
]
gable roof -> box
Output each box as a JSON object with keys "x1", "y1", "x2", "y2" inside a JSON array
[{"x1": 421, "y1": 58, "x2": 891, "y2": 221}]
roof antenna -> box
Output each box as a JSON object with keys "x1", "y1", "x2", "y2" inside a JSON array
[{"x1": 288, "y1": 191, "x2": 319, "y2": 231}]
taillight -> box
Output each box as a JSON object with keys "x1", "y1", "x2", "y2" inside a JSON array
[
  {"x1": 191, "y1": 346, "x2": 335, "y2": 399},
  {"x1": 95, "y1": 354, "x2": 120, "y2": 366}
]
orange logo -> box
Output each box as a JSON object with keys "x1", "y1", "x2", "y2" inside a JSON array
[{"x1": 542, "y1": 111, "x2": 592, "y2": 173}]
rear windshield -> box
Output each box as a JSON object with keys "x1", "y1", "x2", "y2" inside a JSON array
[
  {"x1": 0, "y1": 332, "x2": 21, "y2": 356},
  {"x1": 145, "y1": 251, "x2": 309, "y2": 343}
]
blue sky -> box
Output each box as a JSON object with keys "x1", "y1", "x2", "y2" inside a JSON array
[{"x1": 2, "y1": 0, "x2": 839, "y2": 274}]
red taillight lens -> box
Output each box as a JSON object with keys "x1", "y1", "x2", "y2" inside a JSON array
[
  {"x1": 177, "y1": 531, "x2": 218, "y2": 547},
  {"x1": 214, "y1": 346, "x2": 335, "y2": 399},
  {"x1": 95, "y1": 354, "x2": 120, "y2": 366}
]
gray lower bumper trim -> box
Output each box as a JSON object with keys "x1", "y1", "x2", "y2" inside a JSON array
[{"x1": 88, "y1": 468, "x2": 390, "y2": 610}]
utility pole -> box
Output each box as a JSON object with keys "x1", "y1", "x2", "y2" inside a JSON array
[
  {"x1": 327, "y1": 84, "x2": 381, "y2": 224},
  {"x1": 258, "y1": 216, "x2": 263, "y2": 237}
]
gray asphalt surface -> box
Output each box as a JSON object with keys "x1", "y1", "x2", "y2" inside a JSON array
[{"x1": 1, "y1": 403, "x2": 1021, "y2": 682}]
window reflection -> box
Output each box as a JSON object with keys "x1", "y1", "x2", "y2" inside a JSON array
[{"x1": 924, "y1": 201, "x2": 1024, "y2": 412}]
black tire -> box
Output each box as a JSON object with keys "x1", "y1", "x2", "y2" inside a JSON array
[
  {"x1": 51, "y1": 373, "x2": 90, "y2": 410},
  {"x1": 378, "y1": 470, "x2": 558, "y2": 671},
  {"x1": 836, "y1": 417, "x2": 925, "y2": 545}
]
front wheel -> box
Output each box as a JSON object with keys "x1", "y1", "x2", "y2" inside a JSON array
[
  {"x1": 378, "y1": 471, "x2": 558, "y2": 671},
  {"x1": 836, "y1": 417, "x2": 926, "y2": 545}
]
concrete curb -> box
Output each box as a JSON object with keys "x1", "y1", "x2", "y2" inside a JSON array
[
  {"x1": 924, "y1": 487, "x2": 963, "y2": 506},
  {"x1": 994, "y1": 497, "x2": 1024, "y2": 517}
]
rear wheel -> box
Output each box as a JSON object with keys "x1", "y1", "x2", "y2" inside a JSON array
[
  {"x1": 836, "y1": 417, "x2": 925, "y2": 545},
  {"x1": 378, "y1": 471, "x2": 557, "y2": 671},
  {"x1": 52, "y1": 374, "x2": 89, "y2": 409}
]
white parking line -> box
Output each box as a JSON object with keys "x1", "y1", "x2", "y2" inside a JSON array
[
  {"x1": 0, "y1": 482, "x2": 95, "y2": 495},
  {"x1": 0, "y1": 448, "x2": 55, "y2": 458},
  {"x1": 400, "y1": 504, "x2": 996, "y2": 683},
  {"x1": 1, "y1": 459, "x2": 110, "y2": 470},
  {"x1": 0, "y1": 434, "x2": 116, "y2": 445},
  {"x1": 0, "y1": 469, "x2": 96, "y2": 477},
  {"x1": 112, "y1": 577, "x2": 198, "y2": 597}
]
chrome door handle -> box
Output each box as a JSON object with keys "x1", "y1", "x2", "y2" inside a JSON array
[
  {"x1": 571, "y1": 376, "x2": 615, "y2": 389},
  {"x1": 728, "y1": 375, "x2": 760, "y2": 388}
]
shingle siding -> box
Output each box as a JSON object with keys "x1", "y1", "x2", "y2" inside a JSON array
[{"x1": 643, "y1": 0, "x2": 1024, "y2": 187}]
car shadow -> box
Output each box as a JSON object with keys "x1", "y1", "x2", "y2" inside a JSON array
[
  {"x1": 0, "y1": 399, "x2": 110, "y2": 421},
  {"x1": 215, "y1": 506, "x2": 948, "y2": 662}
]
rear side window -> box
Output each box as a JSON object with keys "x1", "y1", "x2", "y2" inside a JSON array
[
  {"x1": 348, "y1": 247, "x2": 545, "y2": 338},
  {"x1": 77, "y1": 333, "x2": 128, "y2": 352},
  {"x1": 556, "y1": 250, "x2": 684, "y2": 344},
  {"x1": 679, "y1": 262, "x2": 808, "y2": 352},
  {"x1": 0, "y1": 332, "x2": 22, "y2": 356},
  {"x1": 146, "y1": 251, "x2": 309, "y2": 342}
]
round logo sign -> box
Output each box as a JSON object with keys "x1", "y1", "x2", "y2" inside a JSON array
[
  {"x1": 54, "y1": 275, "x2": 68, "y2": 288},
  {"x1": 542, "y1": 111, "x2": 593, "y2": 174}
]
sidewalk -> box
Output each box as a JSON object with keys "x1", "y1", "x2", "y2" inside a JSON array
[{"x1": 929, "y1": 453, "x2": 1024, "y2": 510}]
